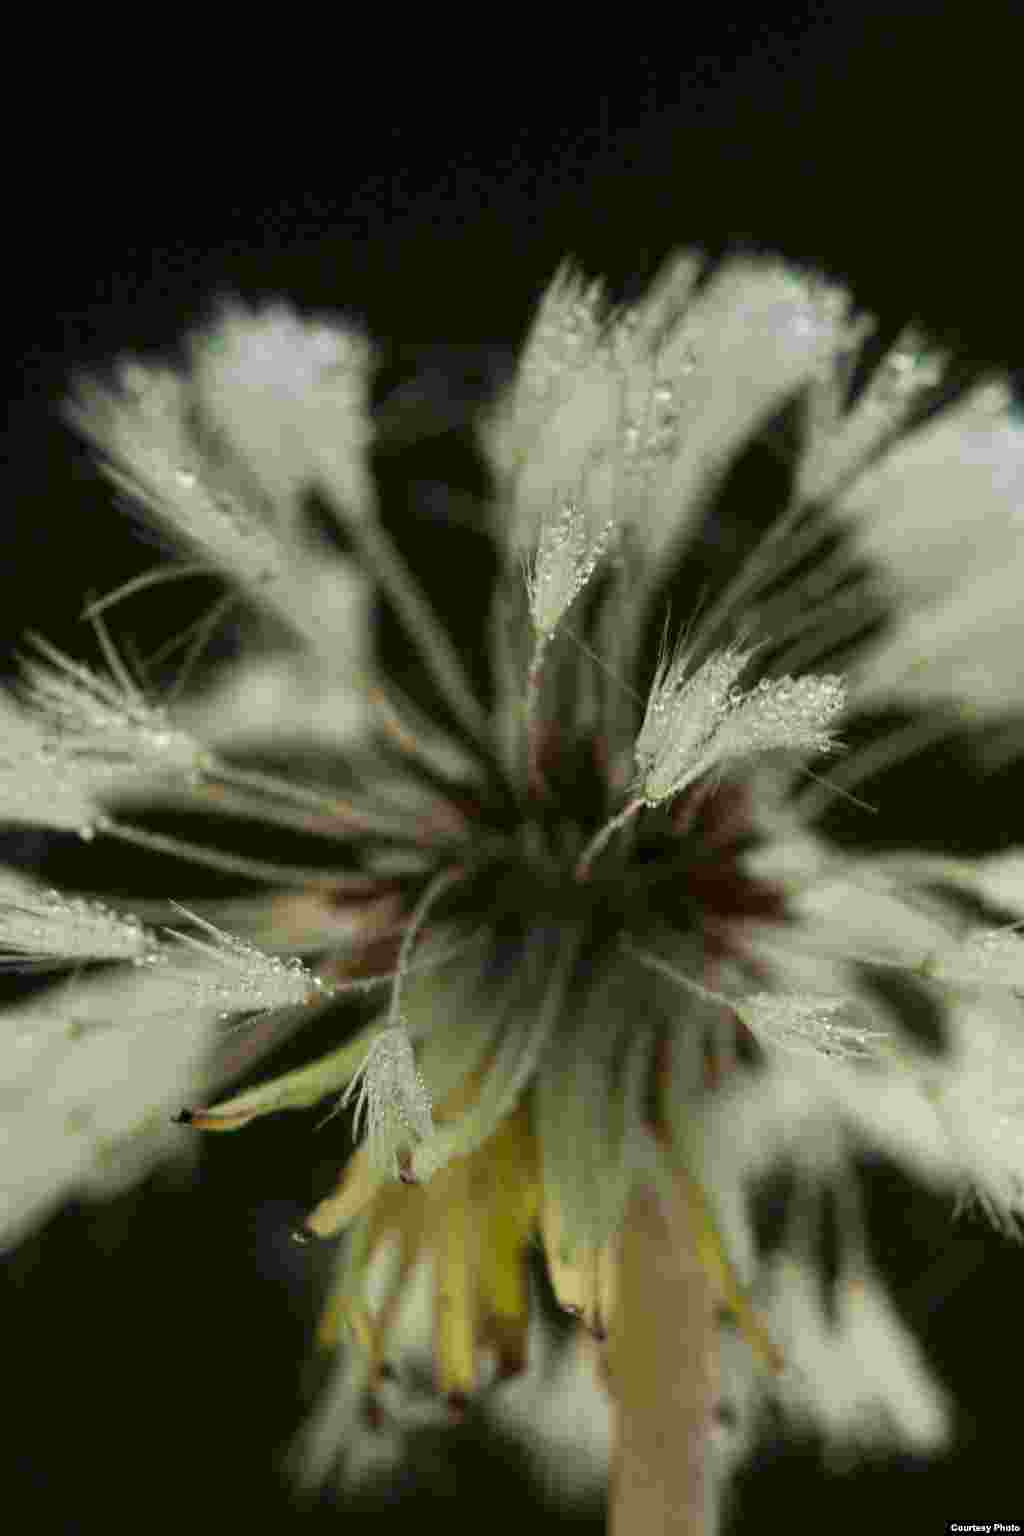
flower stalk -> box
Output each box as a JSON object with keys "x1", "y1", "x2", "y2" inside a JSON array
[{"x1": 608, "y1": 1178, "x2": 718, "y2": 1536}]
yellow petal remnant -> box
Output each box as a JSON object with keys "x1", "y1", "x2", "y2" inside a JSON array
[
  {"x1": 539, "y1": 1188, "x2": 617, "y2": 1339},
  {"x1": 179, "y1": 1105, "x2": 259, "y2": 1132},
  {"x1": 314, "y1": 1093, "x2": 541, "y2": 1406},
  {"x1": 307, "y1": 1142, "x2": 382, "y2": 1238},
  {"x1": 673, "y1": 1159, "x2": 784, "y2": 1377},
  {"x1": 475, "y1": 1104, "x2": 539, "y2": 1375},
  {"x1": 432, "y1": 1156, "x2": 477, "y2": 1398}
]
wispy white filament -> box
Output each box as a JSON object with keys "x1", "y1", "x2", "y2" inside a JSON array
[
  {"x1": 162, "y1": 906, "x2": 328, "y2": 1017},
  {"x1": 634, "y1": 640, "x2": 846, "y2": 806},
  {"x1": 798, "y1": 328, "x2": 947, "y2": 504},
  {"x1": 735, "y1": 993, "x2": 886, "y2": 1062},
  {"x1": 489, "y1": 256, "x2": 857, "y2": 573},
  {"x1": 0, "y1": 956, "x2": 227, "y2": 1246},
  {"x1": 0, "y1": 691, "x2": 115, "y2": 836},
  {"x1": 525, "y1": 497, "x2": 617, "y2": 638},
  {"x1": 19, "y1": 637, "x2": 209, "y2": 782},
  {"x1": 0, "y1": 872, "x2": 158, "y2": 968},
  {"x1": 66, "y1": 362, "x2": 290, "y2": 594},
  {"x1": 190, "y1": 300, "x2": 376, "y2": 521},
  {"x1": 340, "y1": 1025, "x2": 435, "y2": 1177},
  {"x1": 764, "y1": 1257, "x2": 949, "y2": 1452},
  {"x1": 925, "y1": 927, "x2": 1024, "y2": 990}
]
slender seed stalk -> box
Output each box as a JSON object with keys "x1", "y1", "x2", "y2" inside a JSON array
[
  {"x1": 340, "y1": 511, "x2": 490, "y2": 746},
  {"x1": 575, "y1": 798, "x2": 644, "y2": 881},
  {"x1": 204, "y1": 759, "x2": 427, "y2": 839},
  {"x1": 98, "y1": 817, "x2": 351, "y2": 887},
  {"x1": 796, "y1": 711, "x2": 959, "y2": 820},
  {"x1": 525, "y1": 631, "x2": 550, "y2": 789},
  {"x1": 386, "y1": 865, "x2": 464, "y2": 1026}
]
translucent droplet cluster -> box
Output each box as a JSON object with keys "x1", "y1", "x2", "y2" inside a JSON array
[
  {"x1": 526, "y1": 498, "x2": 618, "y2": 637},
  {"x1": 340, "y1": 1025, "x2": 435, "y2": 1177},
  {"x1": 634, "y1": 642, "x2": 845, "y2": 807},
  {"x1": 927, "y1": 929, "x2": 1024, "y2": 990},
  {"x1": 20, "y1": 643, "x2": 207, "y2": 781},
  {"x1": 164, "y1": 910, "x2": 326, "y2": 1016},
  {"x1": 0, "y1": 879, "x2": 158, "y2": 967},
  {"x1": 0, "y1": 691, "x2": 113, "y2": 838},
  {"x1": 714, "y1": 673, "x2": 847, "y2": 759},
  {"x1": 737, "y1": 993, "x2": 884, "y2": 1061}
]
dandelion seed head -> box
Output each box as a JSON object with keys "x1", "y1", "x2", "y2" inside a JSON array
[{"x1": 9, "y1": 246, "x2": 1024, "y2": 1505}]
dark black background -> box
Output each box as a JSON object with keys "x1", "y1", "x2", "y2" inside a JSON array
[{"x1": 5, "y1": 7, "x2": 1024, "y2": 1530}]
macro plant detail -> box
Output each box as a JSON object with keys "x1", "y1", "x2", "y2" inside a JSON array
[{"x1": 3, "y1": 253, "x2": 1024, "y2": 1532}]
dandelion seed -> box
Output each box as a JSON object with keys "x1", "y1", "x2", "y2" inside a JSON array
[
  {"x1": 18, "y1": 635, "x2": 210, "y2": 783},
  {"x1": 735, "y1": 993, "x2": 885, "y2": 1062},
  {"x1": 189, "y1": 299, "x2": 376, "y2": 520},
  {"x1": 0, "y1": 690, "x2": 115, "y2": 837},
  {"x1": 66, "y1": 363, "x2": 291, "y2": 596},
  {"x1": 925, "y1": 928, "x2": 1024, "y2": 990},
  {"x1": 525, "y1": 497, "x2": 618, "y2": 640},
  {"x1": 339, "y1": 1025, "x2": 435, "y2": 1179},
  {"x1": 0, "y1": 872, "x2": 158, "y2": 968},
  {"x1": 633, "y1": 640, "x2": 846, "y2": 809},
  {"x1": 162, "y1": 905, "x2": 328, "y2": 1017}
]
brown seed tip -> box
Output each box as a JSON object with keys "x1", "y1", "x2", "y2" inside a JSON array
[{"x1": 494, "y1": 1347, "x2": 527, "y2": 1384}]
